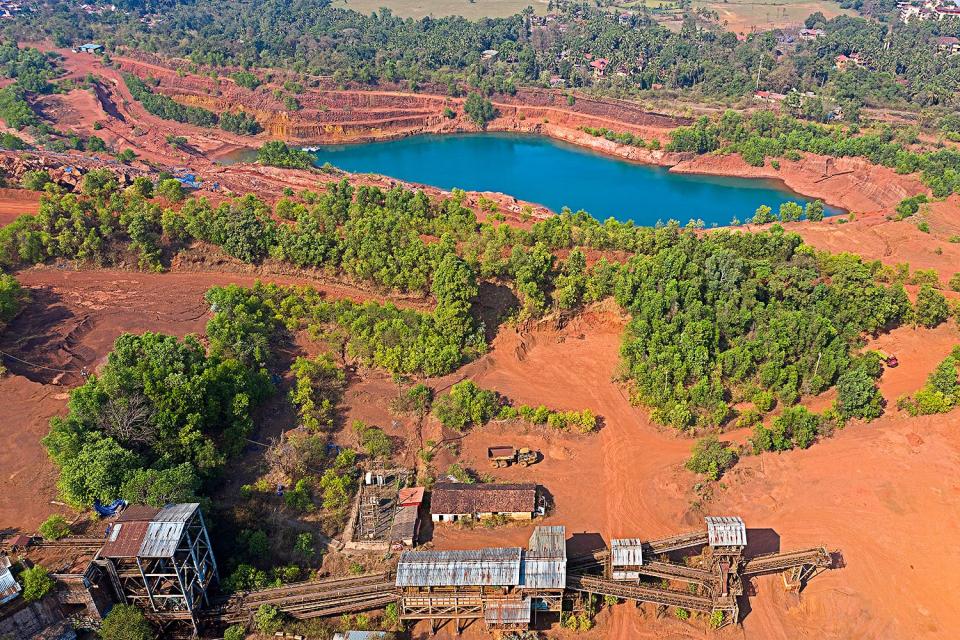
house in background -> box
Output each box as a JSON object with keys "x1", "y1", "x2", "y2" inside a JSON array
[
  {"x1": 77, "y1": 43, "x2": 104, "y2": 55},
  {"x1": 937, "y1": 35, "x2": 960, "y2": 54}
]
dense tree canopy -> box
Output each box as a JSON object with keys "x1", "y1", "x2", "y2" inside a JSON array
[{"x1": 43, "y1": 332, "x2": 270, "y2": 506}]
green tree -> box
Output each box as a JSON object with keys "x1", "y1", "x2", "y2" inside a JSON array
[
  {"x1": 38, "y1": 514, "x2": 71, "y2": 540},
  {"x1": 99, "y1": 604, "x2": 154, "y2": 640},
  {"x1": 805, "y1": 199, "x2": 825, "y2": 221},
  {"x1": 685, "y1": 436, "x2": 737, "y2": 480},
  {"x1": 836, "y1": 367, "x2": 883, "y2": 420},
  {"x1": 778, "y1": 201, "x2": 803, "y2": 222},
  {"x1": 751, "y1": 205, "x2": 775, "y2": 224},
  {"x1": 353, "y1": 420, "x2": 392, "y2": 459},
  {"x1": 257, "y1": 140, "x2": 313, "y2": 168},
  {"x1": 156, "y1": 178, "x2": 185, "y2": 202},
  {"x1": 464, "y1": 92, "x2": 496, "y2": 129},
  {"x1": 19, "y1": 565, "x2": 55, "y2": 602},
  {"x1": 915, "y1": 285, "x2": 949, "y2": 328},
  {"x1": 432, "y1": 380, "x2": 500, "y2": 430},
  {"x1": 21, "y1": 170, "x2": 50, "y2": 191}
]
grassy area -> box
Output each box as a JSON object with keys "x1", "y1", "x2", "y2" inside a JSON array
[
  {"x1": 691, "y1": 0, "x2": 854, "y2": 34},
  {"x1": 331, "y1": 0, "x2": 549, "y2": 19}
]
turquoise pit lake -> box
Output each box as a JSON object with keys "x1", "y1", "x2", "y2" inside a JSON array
[{"x1": 307, "y1": 133, "x2": 838, "y2": 226}]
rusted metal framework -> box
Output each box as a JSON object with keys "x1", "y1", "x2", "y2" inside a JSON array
[
  {"x1": 742, "y1": 547, "x2": 833, "y2": 591},
  {"x1": 98, "y1": 503, "x2": 217, "y2": 635}
]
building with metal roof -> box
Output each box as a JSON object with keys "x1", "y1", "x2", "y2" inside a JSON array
[
  {"x1": 97, "y1": 503, "x2": 217, "y2": 635},
  {"x1": 396, "y1": 547, "x2": 522, "y2": 588},
  {"x1": 484, "y1": 597, "x2": 531, "y2": 629},
  {"x1": 520, "y1": 526, "x2": 566, "y2": 612},
  {"x1": 610, "y1": 538, "x2": 645, "y2": 581},
  {"x1": 397, "y1": 526, "x2": 568, "y2": 631},
  {"x1": 0, "y1": 557, "x2": 20, "y2": 605},
  {"x1": 332, "y1": 632, "x2": 396, "y2": 640},
  {"x1": 522, "y1": 526, "x2": 566, "y2": 589},
  {"x1": 706, "y1": 516, "x2": 747, "y2": 548}
]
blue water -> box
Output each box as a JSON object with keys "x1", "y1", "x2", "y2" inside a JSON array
[{"x1": 309, "y1": 133, "x2": 838, "y2": 226}]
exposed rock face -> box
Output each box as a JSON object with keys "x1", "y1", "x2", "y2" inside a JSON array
[
  {"x1": 670, "y1": 153, "x2": 925, "y2": 213},
  {"x1": 1, "y1": 152, "x2": 139, "y2": 192},
  {"x1": 102, "y1": 56, "x2": 929, "y2": 214}
]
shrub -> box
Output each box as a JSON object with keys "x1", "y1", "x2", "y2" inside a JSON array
[
  {"x1": 284, "y1": 478, "x2": 314, "y2": 511},
  {"x1": 294, "y1": 532, "x2": 315, "y2": 557},
  {"x1": 353, "y1": 420, "x2": 392, "y2": 459},
  {"x1": 0, "y1": 274, "x2": 26, "y2": 324},
  {"x1": 99, "y1": 604, "x2": 153, "y2": 640},
  {"x1": 257, "y1": 140, "x2": 313, "y2": 169},
  {"x1": 432, "y1": 380, "x2": 499, "y2": 430},
  {"x1": 685, "y1": 436, "x2": 737, "y2": 480},
  {"x1": 223, "y1": 624, "x2": 246, "y2": 640},
  {"x1": 949, "y1": 273, "x2": 960, "y2": 293},
  {"x1": 254, "y1": 604, "x2": 283, "y2": 634},
  {"x1": 21, "y1": 169, "x2": 50, "y2": 190},
  {"x1": 156, "y1": 178, "x2": 184, "y2": 202},
  {"x1": 38, "y1": 514, "x2": 71, "y2": 540},
  {"x1": 20, "y1": 565, "x2": 55, "y2": 602},
  {"x1": 223, "y1": 564, "x2": 268, "y2": 592}
]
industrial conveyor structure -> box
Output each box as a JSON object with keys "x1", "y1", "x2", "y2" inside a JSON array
[{"x1": 15, "y1": 509, "x2": 836, "y2": 637}]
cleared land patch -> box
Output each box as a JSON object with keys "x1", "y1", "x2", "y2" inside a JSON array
[{"x1": 331, "y1": 0, "x2": 549, "y2": 19}]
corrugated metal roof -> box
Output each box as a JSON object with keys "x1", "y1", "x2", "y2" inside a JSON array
[
  {"x1": 526, "y1": 526, "x2": 566, "y2": 560},
  {"x1": 431, "y1": 483, "x2": 536, "y2": 515},
  {"x1": 706, "y1": 516, "x2": 747, "y2": 547},
  {"x1": 152, "y1": 503, "x2": 199, "y2": 523},
  {"x1": 116, "y1": 506, "x2": 160, "y2": 523},
  {"x1": 139, "y1": 520, "x2": 186, "y2": 558},
  {"x1": 0, "y1": 558, "x2": 21, "y2": 605},
  {"x1": 611, "y1": 538, "x2": 644, "y2": 567},
  {"x1": 332, "y1": 633, "x2": 394, "y2": 640},
  {"x1": 396, "y1": 547, "x2": 522, "y2": 587},
  {"x1": 389, "y1": 504, "x2": 419, "y2": 545},
  {"x1": 484, "y1": 598, "x2": 531, "y2": 626},
  {"x1": 520, "y1": 558, "x2": 566, "y2": 589},
  {"x1": 100, "y1": 521, "x2": 149, "y2": 558},
  {"x1": 520, "y1": 525, "x2": 567, "y2": 590},
  {"x1": 397, "y1": 487, "x2": 425, "y2": 507}
]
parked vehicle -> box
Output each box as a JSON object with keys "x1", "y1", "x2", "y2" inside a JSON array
[
  {"x1": 487, "y1": 446, "x2": 538, "y2": 468},
  {"x1": 877, "y1": 350, "x2": 899, "y2": 368}
]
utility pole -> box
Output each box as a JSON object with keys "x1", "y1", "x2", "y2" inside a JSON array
[{"x1": 755, "y1": 57, "x2": 763, "y2": 91}]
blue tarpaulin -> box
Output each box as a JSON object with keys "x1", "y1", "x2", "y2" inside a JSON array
[{"x1": 93, "y1": 499, "x2": 127, "y2": 517}]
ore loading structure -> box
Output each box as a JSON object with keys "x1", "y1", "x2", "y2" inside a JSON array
[{"x1": 2, "y1": 510, "x2": 836, "y2": 638}]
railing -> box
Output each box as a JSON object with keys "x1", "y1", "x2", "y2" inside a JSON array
[
  {"x1": 645, "y1": 530, "x2": 709, "y2": 554},
  {"x1": 742, "y1": 548, "x2": 831, "y2": 576},
  {"x1": 566, "y1": 574, "x2": 714, "y2": 612}
]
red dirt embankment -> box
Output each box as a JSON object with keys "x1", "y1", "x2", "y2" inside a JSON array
[
  {"x1": 672, "y1": 153, "x2": 926, "y2": 215},
  {"x1": 787, "y1": 194, "x2": 960, "y2": 281},
  {"x1": 0, "y1": 187, "x2": 41, "y2": 224},
  {"x1": 34, "y1": 46, "x2": 930, "y2": 218},
  {"x1": 0, "y1": 266, "x2": 431, "y2": 534}
]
